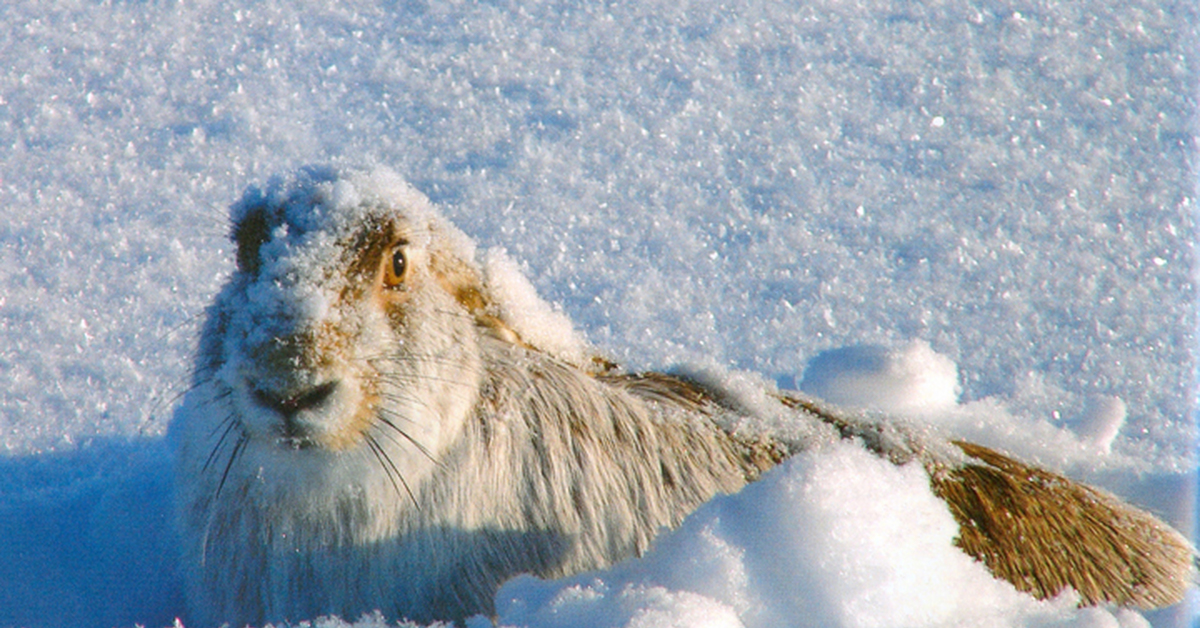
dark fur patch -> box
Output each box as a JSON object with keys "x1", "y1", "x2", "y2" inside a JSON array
[{"x1": 343, "y1": 219, "x2": 396, "y2": 285}]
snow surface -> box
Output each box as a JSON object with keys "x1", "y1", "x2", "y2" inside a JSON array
[{"x1": 0, "y1": 0, "x2": 1196, "y2": 627}]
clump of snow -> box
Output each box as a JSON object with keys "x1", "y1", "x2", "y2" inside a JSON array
[
  {"x1": 799, "y1": 341, "x2": 960, "y2": 416},
  {"x1": 232, "y1": 166, "x2": 446, "y2": 248},
  {"x1": 672, "y1": 361, "x2": 835, "y2": 447},
  {"x1": 794, "y1": 342, "x2": 1169, "y2": 477},
  {"x1": 1073, "y1": 395, "x2": 1127, "y2": 454},
  {"x1": 482, "y1": 247, "x2": 593, "y2": 367}
]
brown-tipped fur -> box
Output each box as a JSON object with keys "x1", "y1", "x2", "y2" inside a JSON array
[{"x1": 930, "y1": 441, "x2": 1194, "y2": 608}]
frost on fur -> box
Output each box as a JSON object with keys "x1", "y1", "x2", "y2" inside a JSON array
[{"x1": 170, "y1": 167, "x2": 1194, "y2": 628}]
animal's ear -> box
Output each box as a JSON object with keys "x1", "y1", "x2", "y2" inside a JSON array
[
  {"x1": 232, "y1": 204, "x2": 271, "y2": 275},
  {"x1": 931, "y1": 440, "x2": 1195, "y2": 609},
  {"x1": 428, "y1": 247, "x2": 525, "y2": 347}
]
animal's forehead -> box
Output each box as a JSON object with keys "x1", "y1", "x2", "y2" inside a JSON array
[
  {"x1": 225, "y1": 166, "x2": 481, "y2": 300},
  {"x1": 233, "y1": 168, "x2": 424, "y2": 244}
]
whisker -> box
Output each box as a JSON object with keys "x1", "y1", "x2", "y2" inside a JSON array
[
  {"x1": 133, "y1": 352, "x2": 227, "y2": 432},
  {"x1": 213, "y1": 431, "x2": 249, "y2": 501},
  {"x1": 203, "y1": 416, "x2": 241, "y2": 473},
  {"x1": 133, "y1": 376, "x2": 199, "y2": 437},
  {"x1": 373, "y1": 390, "x2": 449, "y2": 425},
  {"x1": 374, "y1": 371, "x2": 478, "y2": 390},
  {"x1": 185, "y1": 386, "x2": 233, "y2": 415},
  {"x1": 159, "y1": 309, "x2": 212, "y2": 345},
  {"x1": 364, "y1": 434, "x2": 420, "y2": 510},
  {"x1": 373, "y1": 411, "x2": 438, "y2": 465},
  {"x1": 357, "y1": 350, "x2": 479, "y2": 368}
]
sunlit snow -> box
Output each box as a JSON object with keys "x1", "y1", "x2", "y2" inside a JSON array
[{"x1": 0, "y1": 0, "x2": 1195, "y2": 627}]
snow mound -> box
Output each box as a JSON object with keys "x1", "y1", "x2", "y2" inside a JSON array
[{"x1": 799, "y1": 341, "x2": 960, "y2": 416}]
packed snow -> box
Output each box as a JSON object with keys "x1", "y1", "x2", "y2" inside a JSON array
[{"x1": 0, "y1": 0, "x2": 1195, "y2": 627}]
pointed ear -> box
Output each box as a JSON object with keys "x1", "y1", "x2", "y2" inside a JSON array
[
  {"x1": 428, "y1": 247, "x2": 525, "y2": 347},
  {"x1": 231, "y1": 203, "x2": 272, "y2": 276}
]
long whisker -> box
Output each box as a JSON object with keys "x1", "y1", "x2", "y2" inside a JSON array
[
  {"x1": 364, "y1": 434, "x2": 419, "y2": 509},
  {"x1": 374, "y1": 371, "x2": 478, "y2": 390},
  {"x1": 358, "y1": 350, "x2": 480, "y2": 369},
  {"x1": 373, "y1": 410, "x2": 439, "y2": 465},
  {"x1": 159, "y1": 309, "x2": 212, "y2": 345},
  {"x1": 190, "y1": 387, "x2": 233, "y2": 414},
  {"x1": 214, "y1": 431, "x2": 249, "y2": 501},
  {"x1": 134, "y1": 363, "x2": 228, "y2": 436},
  {"x1": 203, "y1": 416, "x2": 241, "y2": 473},
  {"x1": 371, "y1": 386, "x2": 444, "y2": 418}
]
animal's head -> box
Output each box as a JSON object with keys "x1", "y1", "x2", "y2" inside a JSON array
[
  {"x1": 177, "y1": 165, "x2": 594, "y2": 512},
  {"x1": 183, "y1": 167, "x2": 520, "y2": 507}
]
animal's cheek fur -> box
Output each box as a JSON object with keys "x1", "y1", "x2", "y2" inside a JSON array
[{"x1": 371, "y1": 264, "x2": 437, "y2": 329}]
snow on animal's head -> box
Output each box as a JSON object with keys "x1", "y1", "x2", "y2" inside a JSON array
[
  {"x1": 229, "y1": 166, "x2": 474, "y2": 328},
  {"x1": 211, "y1": 165, "x2": 486, "y2": 456}
]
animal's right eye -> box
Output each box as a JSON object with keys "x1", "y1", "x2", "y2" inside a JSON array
[{"x1": 233, "y1": 208, "x2": 270, "y2": 275}]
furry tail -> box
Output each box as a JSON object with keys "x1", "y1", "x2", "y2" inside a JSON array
[{"x1": 780, "y1": 394, "x2": 1195, "y2": 609}]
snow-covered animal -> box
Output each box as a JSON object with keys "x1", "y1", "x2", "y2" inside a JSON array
[{"x1": 171, "y1": 166, "x2": 1193, "y2": 627}]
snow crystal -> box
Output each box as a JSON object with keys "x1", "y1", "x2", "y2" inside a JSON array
[{"x1": 0, "y1": 0, "x2": 1194, "y2": 626}]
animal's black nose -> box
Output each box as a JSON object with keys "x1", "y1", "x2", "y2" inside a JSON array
[{"x1": 252, "y1": 380, "x2": 339, "y2": 418}]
